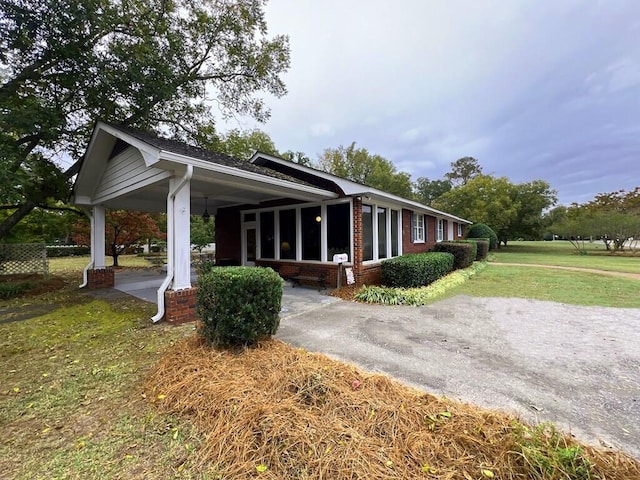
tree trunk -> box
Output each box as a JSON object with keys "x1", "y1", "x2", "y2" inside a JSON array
[{"x1": 0, "y1": 200, "x2": 37, "y2": 239}]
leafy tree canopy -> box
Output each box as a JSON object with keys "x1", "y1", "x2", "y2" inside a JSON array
[
  {"x1": 444, "y1": 156, "x2": 483, "y2": 187},
  {"x1": 214, "y1": 128, "x2": 280, "y2": 160},
  {"x1": 434, "y1": 175, "x2": 556, "y2": 244},
  {"x1": 0, "y1": 0, "x2": 290, "y2": 239},
  {"x1": 414, "y1": 177, "x2": 452, "y2": 205},
  {"x1": 318, "y1": 142, "x2": 414, "y2": 198}
]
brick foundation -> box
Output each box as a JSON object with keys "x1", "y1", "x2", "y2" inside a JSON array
[
  {"x1": 86, "y1": 268, "x2": 115, "y2": 289},
  {"x1": 165, "y1": 287, "x2": 198, "y2": 324}
]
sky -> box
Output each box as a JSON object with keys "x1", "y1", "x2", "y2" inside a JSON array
[{"x1": 225, "y1": 0, "x2": 640, "y2": 206}]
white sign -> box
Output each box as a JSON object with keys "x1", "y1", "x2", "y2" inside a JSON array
[
  {"x1": 345, "y1": 267, "x2": 355, "y2": 285},
  {"x1": 332, "y1": 253, "x2": 348, "y2": 263}
]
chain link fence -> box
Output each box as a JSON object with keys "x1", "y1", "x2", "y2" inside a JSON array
[{"x1": 0, "y1": 243, "x2": 49, "y2": 276}]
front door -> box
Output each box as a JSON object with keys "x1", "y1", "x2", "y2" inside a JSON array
[{"x1": 242, "y1": 223, "x2": 256, "y2": 266}]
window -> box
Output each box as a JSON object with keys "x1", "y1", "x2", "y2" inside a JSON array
[
  {"x1": 279, "y1": 209, "x2": 296, "y2": 259},
  {"x1": 260, "y1": 211, "x2": 275, "y2": 258},
  {"x1": 362, "y1": 204, "x2": 373, "y2": 261},
  {"x1": 412, "y1": 213, "x2": 425, "y2": 243},
  {"x1": 377, "y1": 207, "x2": 388, "y2": 259},
  {"x1": 457, "y1": 223, "x2": 462, "y2": 237},
  {"x1": 391, "y1": 209, "x2": 399, "y2": 257},
  {"x1": 327, "y1": 203, "x2": 350, "y2": 260},
  {"x1": 301, "y1": 206, "x2": 321, "y2": 260},
  {"x1": 437, "y1": 219, "x2": 444, "y2": 242}
]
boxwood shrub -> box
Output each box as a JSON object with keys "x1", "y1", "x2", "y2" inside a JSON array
[
  {"x1": 381, "y1": 252, "x2": 454, "y2": 288},
  {"x1": 434, "y1": 241, "x2": 475, "y2": 269},
  {"x1": 196, "y1": 266, "x2": 283, "y2": 347},
  {"x1": 466, "y1": 238, "x2": 490, "y2": 260},
  {"x1": 465, "y1": 223, "x2": 498, "y2": 250}
]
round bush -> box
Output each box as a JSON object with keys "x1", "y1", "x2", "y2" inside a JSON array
[
  {"x1": 196, "y1": 266, "x2": 283, "y2": 347},
  {"x1": 466, "y1": 223, "x2": 498, "y2": 250}
]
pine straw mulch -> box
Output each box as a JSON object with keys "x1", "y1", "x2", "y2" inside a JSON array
[{"x1": 146, "y1": 336, "x2": 640, "y2": 479}]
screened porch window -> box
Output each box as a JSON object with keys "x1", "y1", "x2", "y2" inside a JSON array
[
  {"x1": 279, "y1": 209, "x2": 296, "y2": 259},
  {"x1": 362, "y1": 204, "x2": 373, "y2": 261},
  {"x1": 391, "y1": 209, "x2": 399, "y2": 257},
  {"x1": 327, "y1": 203, "x2": 350, "y2": 259},
  {"x1": 301, "y1": 206, "x2": 321, "y2": 261},
  {"x1": 260, "y1": 211, "x2": 275, "y2": 258},
  {"x1": 377, "y1": 207, "x2": 387, "y2": 259}
]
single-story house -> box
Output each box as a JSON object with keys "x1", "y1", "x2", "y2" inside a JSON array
[{"x1": 72, "y1": 121, "x2": 471, "y2": 323}]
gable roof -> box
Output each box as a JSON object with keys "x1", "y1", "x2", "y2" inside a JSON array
[{"x1": 251, "y1": 152, "x2": 472, "y2": 224}]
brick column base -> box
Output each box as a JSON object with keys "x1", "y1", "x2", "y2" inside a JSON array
[
  {"x1": 165, "y1": 287, "x2": 198, "y2": 324},
  {"x1": 87, "y1": 268, "x2": 115, "y2": 289}
]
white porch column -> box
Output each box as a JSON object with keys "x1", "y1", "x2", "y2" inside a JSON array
[
  {"x1": 93, "y1": 205, "x2": 106, "y2": 268},
  {"x1": 171, "y1": 176, "x2": 191, "y2": 290}
]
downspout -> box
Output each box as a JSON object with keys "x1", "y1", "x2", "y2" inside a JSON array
[
  {"x1": 152, "y1": 165, "x2": 193, "y2": 322},
  {"x1": 79, "y1": 209, "x2": 95, "y2": 288}
]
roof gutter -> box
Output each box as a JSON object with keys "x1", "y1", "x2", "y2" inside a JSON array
[{"x1": 152, "y1": 165, "x2": 193, "y2": 323}]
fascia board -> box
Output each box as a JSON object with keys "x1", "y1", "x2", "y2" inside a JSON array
[
  {"x1": 162, "y1": 151, "x2": 338, "y2": 200},
  {"x1": 96, "y1": 121, "x2": 161, "y2": 166}
]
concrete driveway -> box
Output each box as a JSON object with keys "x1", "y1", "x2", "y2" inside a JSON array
[{"x1": 276, "y1": 295, "x2": 640, "y2": 460}]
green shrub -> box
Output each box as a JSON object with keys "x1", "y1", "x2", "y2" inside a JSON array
[
  {"x1": 0, "y1": 281, "x2": 32, "y2": 298},
  {"x1": 46, "y1": 246, "x2": 90, "y2": 257},
  {"x1": 196, "y1": 266, "x2": 283, "y2": 347},
  {"x1": 465, "y1": 238, "x2": 489, "y2": 260},
  {"x1": 434, "y1": 242, "x2": 475, "y2": 269},
  {"x1": 466, "y1": 223, "x2": 498, "y2": 250},
  {"x1": 450, "y1": 240, "x2": 478, "y2": 261},
  {"x1": 381, "y1": 252, "x2": 454, "y2": 288}
]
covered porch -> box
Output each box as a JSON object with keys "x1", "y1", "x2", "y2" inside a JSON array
[{"x1": 72, "y1": 122, "x2": 337, "y2": 323}]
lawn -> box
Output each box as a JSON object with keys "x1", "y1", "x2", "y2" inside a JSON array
[
  {"x1": 2, "y1": 256, "x2": 640, "y2": 478},
  {"x1": 444, "y1": 264, "x2": 640, "y2": 308},
  {"x1": 490, "y1": 240, "x2": 640, "y2": 273},
  {"x1": 49, "y1": 254, "x2": 159, "y2": 274}
]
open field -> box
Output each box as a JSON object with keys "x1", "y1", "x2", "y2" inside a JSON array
[
  {"x1": 490, "y1": 241, "x2": 640, "y2": 273},
  {"x1": 443, "y1": 264, "x2": 640, "y2": 307},
  {"x1": 48, "y1": 254, "x2": 158, "y2": 274}
]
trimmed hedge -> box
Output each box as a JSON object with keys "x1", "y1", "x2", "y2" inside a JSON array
[
  {"x1": 196, "y1": 266, "x2": 283, "y2": 347},
  {"x1": 465, "y1": 223, "x2": 498, "y2": 250},
  {"x1": 465, "y1": 238, "x2": 490, "y2": 260},
  {"x1": 381, "y1": 252, "x2": 454, "y2": 288},
  {"x1": 46, "y1": 246, "x2": 90, "y2": 257},
  {"x1": 434, "y1": 241, "x2": 475, "y2": 270}
]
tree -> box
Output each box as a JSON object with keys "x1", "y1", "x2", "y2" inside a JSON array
[
  {"x1": 318, "y1": 142, "x2": 413, "y2": 198},
  {"x1": 0, "y1": 204, "x2": 81, "y2": 244},
  {"x1": 414, "y1": 177, "x2": 452, "y2": 205},
  {"x1": 433, "y1": 175, "x2": 556, "y2": 246},
  {"x1": 445, "y1": 156, "x2": 483, "y2": 187},
  {"x1": 552, "y1": 188, "x2": 640, "y2": 252},
  {"x1": 215, "y1": 128, "x2": 280, "y2": 160},
  {"x1": 191, "y1": 215, "x2": 215, "y2": 253},
  {"x1": 281, "y1": 150, "x2": 313, "y2": 167},
  {"x1": 0, "y1": 0, "x2": 290, "y2": 239},
  {"x1": 73, "y1": 210, "x2": 164, "y2": 266}
]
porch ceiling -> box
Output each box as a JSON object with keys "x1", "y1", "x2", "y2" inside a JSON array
[{"x1": 93, "y1": 165, "x2": 335, "y2": 215}]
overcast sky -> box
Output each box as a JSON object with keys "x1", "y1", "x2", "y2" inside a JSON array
[{"x1": 226, "y1": 0, "x2": 640, "y2": 205}]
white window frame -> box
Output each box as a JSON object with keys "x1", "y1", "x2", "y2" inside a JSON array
[
  {"x1": 437, "y1": 219, "x2": 444, "y2": 242},
  {"x1": 412, "y1": 213, "x2": 425, "y2": 243},
  {"x1": 457, "y1": 223, "x2": 462, "y2": 237}
]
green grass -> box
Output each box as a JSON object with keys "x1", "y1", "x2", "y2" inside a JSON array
[
  {"x1": 49, "y1": 254, "x2": 158, "y2": 274},
  {"x1": 443, "y1": 264, "x2": 640, "y2": 307},
  {"x1": 491, "y1": 240, "x2": 640, "y2": 273},
  {"x1": 0, "y1": 286, "x2": 217, "y2": 479}
]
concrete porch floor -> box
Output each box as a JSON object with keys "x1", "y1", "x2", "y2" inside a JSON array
[{"x1": 113, "y1": 268, "x2": 340, "y2": 319}]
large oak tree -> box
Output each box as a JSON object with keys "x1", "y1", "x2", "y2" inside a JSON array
[{"x1": 0, "y1": 0, "x2": 290, "y2": 239}]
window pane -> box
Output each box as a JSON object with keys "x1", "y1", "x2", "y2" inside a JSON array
[
  {"x1": 302, "y1": 206, "x2": 321, "y2": 260},
  {"x1": 279, "y1": 209, "x2": 296, "y2": 259},
  {"x1": 327, "y1": 203, "x2": 350, "y2": 260},
  {"x1": 377, "y1": 207, "x2": 387, "y2": 259},
  {"x1": 244, "y1": 212, "x2": 256, "y2": 222},
  {"x1": 362, "y1": 204, "x2": 373, "y2": 261},
  {"x1": 260, "y1": 211, "x2": 274, "y2": 258},
  {"x1": 391, "y1": 210, "x2": 399, "y2": 257}
]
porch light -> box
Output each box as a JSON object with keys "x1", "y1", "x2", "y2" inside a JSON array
[
  {"x1": 315, "y1": 215, "x2": 322, "y2": 223},
  {"x1": 202, "y1": 196, "x2": 210, "y2": 223}
]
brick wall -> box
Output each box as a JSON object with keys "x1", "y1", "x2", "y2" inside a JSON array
[
  {"x1": 165, "y1": 287, "x2": 198, "y2": 324},
  {"x1": 352, "y1": 198, "x2": 364, "y2": 283},
  {"x1": 87, "y1": 268, "x2": 114, "y2": 289},
  {"x1": 257, "y1": 260, "x2": 346, "y2": 289},
  {"x1": 401, "y1": 209, "x2": 436, "y2": 254}
]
